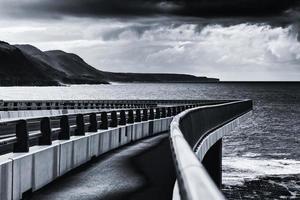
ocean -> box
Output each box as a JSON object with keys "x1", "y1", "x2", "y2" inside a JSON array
[{"x1": 0, "y1": 83, "x2": 299, "y2": 199}]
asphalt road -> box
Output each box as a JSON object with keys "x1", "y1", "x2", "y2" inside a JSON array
[{"x1": 28, "y1": 133, "x2": 176, "y2": 200}]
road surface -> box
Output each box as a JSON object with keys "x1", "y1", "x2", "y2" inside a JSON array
[{"x1": 29, "y1": 133, "x2": 176, "y2": 200}]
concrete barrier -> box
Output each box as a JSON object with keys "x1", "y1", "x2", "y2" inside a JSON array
[
  {"x1": 59, "y1": 135, "x2": 92, "y2": 176},
  {"x1": 126, "y1": 124, "x2": 134, "y2": 143},
  {"x1": 72, "y1": 136, "x2": 90, "y2": 168},
  {"x1": 134, "y1": 123, "x2": 143, "y2": 140},
  {"x1": 0, "y1": 115, "x2": 173, "y2": 200},
  {"x1": 0, "y1": 109, "x2": 104, "y2": 121},
  {"x1": 109, "y1": 129, "x2": 120, "y2": 150},
  {"x1": 11, "y1": 153, "x2": 33, "y2": 200},
  {"x1": 169, "y1": 100, "x2": 253, "y2": 200},
  {"x1": 142, "y1": 122, "x2": 150, "y2": 137},
  {"x1": 99, "y1": 130, "x2": 111, "y2": 154},
  {"x1": 87, "y1": 132, "x2": 100, "y2": 157},
  {"x1": 59, "y1": 140, "x2": 73, "y2": 176},
  {"x1": 119, "y1": 127, "x2": 128, "y2": 146},
  {"x1": 0, "y1": 157, "x2": 12, "y2": 200},
  {"x1": 31, "y1": 144, "x2": 60, "y2": 191},
  {"x1": 196, "y1": 111, "x2": 252, "y2": 161},
  {"x1": 153, "y1": 119, "x2": 162, "y2": 135},
  {"x1": 3, "y1": 142, "x2": 60, "y2": 199}
]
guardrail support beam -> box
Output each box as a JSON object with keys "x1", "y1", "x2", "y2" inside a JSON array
[
  {"x1": 100, "y1": 112, "x2": 108, "y2": 129},
  {"x1": 119, "y1": 110, "x2": 127, "y2": 125},
  {"x1": 75, "y1": 114, "x2": 85, "y2": 136},
  {"x1": 167, "y1": 107, "x2": 172, "y2": 117},
  {"x1": 127, "y1": 110, "x2": 134, "y2": 123},
  {"x1": 59, "y1": 115, "x2": 70, "y2": 140},
  {"x1": 39, "y1": 117, "x2": 52, "y2": 145},
  {"x1": 135, "y1": 109, "x2": 141, "y2": 122},
  {"x1": 13, "y1": 120, "x2": 29, "y2": 152},
  {"x1": 172, "y1": 107, "x2": 177, "y2": 116},
  {"x1": 142, "y1": 109, "x2": 148, "y2": 121},
  {"x1": 155, "y1": 108, "x2": 161, "y2": 119},
  {"x1": 89, "y1": 113, "x2": 98, "y2": 132},
  {"x1": 149, "y1": 108, "x2": 155, "y2": 120},
  {"x1": 161, "y1": 107, "x2": 166, "y2": 118},
  {"x1": 110, "y1": 111, "x2": 118, "y2": 127}
]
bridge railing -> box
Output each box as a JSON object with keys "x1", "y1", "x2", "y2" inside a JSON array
[
  {"x1": 0, "y1": 100, "x2": 157, "y2": 111},
  {"x1": 0, "y1": 100, "x2": 230, "y2": 111},
  {"x1": 0, "y1": 103, "x2": 208, "y2": 155},
  {"x1": 2, "y1": 101, "x2": 214, "y2": 200},
  {"x1": 170, "y1": 100, "x2": 253, "y2": 200}
]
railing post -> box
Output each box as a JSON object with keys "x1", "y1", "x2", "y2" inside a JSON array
[
  {"x1": 119, "y1": 110, "x2": 127, "y2": 125},
  {"x1": 181, "y1": 106, "x2": 185, "y2": 111},
  {"x1": 172, "y1": 107, "x2": 177, "y2": 116},
  {"x1": 142, "y1": 109, "x2": 148, "y2": 121},
  {"x1": 100, "y1": 112, "x2": 108, "y2": 129},
  {"x1": 39, "y1": 117, "x2": 52, "y2": 145},
  {"x1": 127, "y1": 110, "x2": 134, "y2": 124},
  {"x1": 59, "y1": 115, "x2": 70, "y2": 140},
  {"x1": 135, "y1": 109, "x2": 142, "y2": 122},
  {"x1": 176, "y1": 106, "x2": 181, "y2": 114},
  {"x1": 180, "y1": 106, "x2": 184, "y2": 113},
  {"x1": 161, "y1": 107, "x2": 166, "y2": 118},
  {"x1": 13, "y1": 120, "x2": 29, "y2": 152},
  {"x1": 155, "y1": 108, "x2": 161, "y2": 119},
  {"x1": 167, "y1": 107, "x2": 172, "y2": 117},
  {"x1": 176, "y1": 106, "x2": 181, "y2": 113},
  {"x1": 89, "y1": 113, "x2": 98, "y2": 132},
  {"x1": 75, "y1": 114, "x2": 85, "y2": 136},
  {"x1": 110, "y1": 111, "x2": 118, "y2": 127},
  {"x1": 149, "y1": 108, "x2": 155, "y2": 120}
]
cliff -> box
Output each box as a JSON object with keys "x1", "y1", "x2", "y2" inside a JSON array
[{"x1": 0, "y1": 41, "x2": 219, "y2": 86}]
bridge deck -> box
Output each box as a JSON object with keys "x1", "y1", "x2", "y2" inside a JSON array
[{"x1": 29, "y1": 134, "x2": 176, "y2": 200}]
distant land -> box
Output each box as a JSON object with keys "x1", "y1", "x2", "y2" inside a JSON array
[{"x1": 0, "y1": 41, "x2": 219, "y2": 86}]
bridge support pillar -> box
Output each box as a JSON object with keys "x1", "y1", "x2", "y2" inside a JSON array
[{"x1": 202, "y1": 139, "x2": 222, "y2": 188}]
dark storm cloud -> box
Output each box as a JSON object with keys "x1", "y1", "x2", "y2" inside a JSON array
[
  {"x1": 175, "y1": 0, "x2": 298, "y2": 17},
  {"x1": 1, "y1": 0, "x2": 300, "y2": 81},
  {"x1": 1, "y1": 0, "x2": 298, "y2": 19}
]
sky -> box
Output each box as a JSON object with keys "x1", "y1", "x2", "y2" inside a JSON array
[{"x1": 0, "y1": 0, "x2": 299, "y2": 81}]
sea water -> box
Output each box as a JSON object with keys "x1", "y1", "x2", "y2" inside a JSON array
[{"x1": 0, "y1": 83, "x2": 299, "y2": 199}]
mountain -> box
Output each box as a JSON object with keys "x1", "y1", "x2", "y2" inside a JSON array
[
  {"x1": 0, "y1": 41, "x2": 61, "y2": 86},
  {"x1": 0, "y1": 41, "x2": 219, "y2": 86},
  {"x1": 102, "y1": 72, "x2": 219, "y2": 83},
  {"x1": 15, "y1": 44, "x2": 108, "y2": 85}
]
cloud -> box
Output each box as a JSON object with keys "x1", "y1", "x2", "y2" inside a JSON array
[
  {"x1": 0, "y1": 0, "x2": 298, "y2": 19},
  {"x1": 0, "y1": 1, "x2": 300, "y2": 81},
  {"x1": 7, "y1": 18, "x2": 298, "y2": 81}
]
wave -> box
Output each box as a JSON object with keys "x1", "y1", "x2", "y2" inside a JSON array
[{"x1": 223, "y1": 156, "x2": 300, "y2": 185}]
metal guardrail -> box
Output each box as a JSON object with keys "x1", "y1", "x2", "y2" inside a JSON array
[
  {"x1": 0, "y1": 103, "x2": 214, "y2": 155},
  {"x1": 170, "y1": 100, "x2": 253, "y2": 200},
  {"x1": 0, "y1": 100, "x2": 230, "y2": 111},
  {"x1": 0, "y1": 100, "x2": 156, "y2": 111},
  {"x1": 0, "y1": 99, "x2": 252, "y2": 200},
  {"x1": 0, "y1": 103, "x2": 194, "y2": 200}
]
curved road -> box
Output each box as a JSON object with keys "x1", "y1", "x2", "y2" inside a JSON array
[{"x1": 28, "y1": 134, "x2": 176, "y2": 200}]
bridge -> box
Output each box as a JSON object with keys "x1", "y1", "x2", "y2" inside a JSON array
[{"x1": 0, "y1": 99, "x2": 252, "y2": 200}]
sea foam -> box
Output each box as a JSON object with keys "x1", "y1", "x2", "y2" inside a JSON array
[{"x1": 223, "y1": 156, "x2": 300, "y2": 185}]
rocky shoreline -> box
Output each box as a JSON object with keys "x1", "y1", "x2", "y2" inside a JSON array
[{"x1": 222, "y1": 174, "x2": 300, "y2": 199}]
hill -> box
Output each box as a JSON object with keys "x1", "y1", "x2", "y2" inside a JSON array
[{"x1": 0, "y1": 41, "x2": 219, "y2": 86}]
